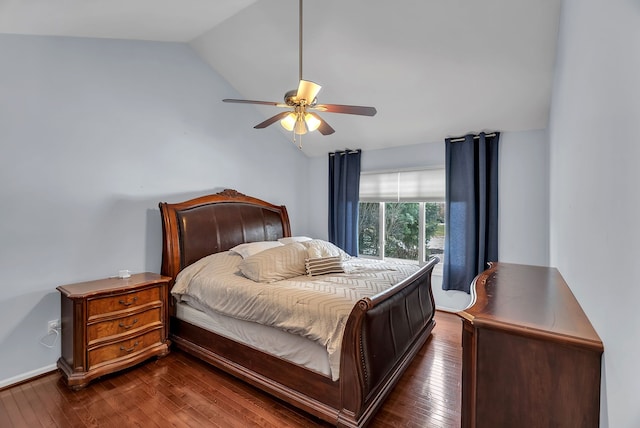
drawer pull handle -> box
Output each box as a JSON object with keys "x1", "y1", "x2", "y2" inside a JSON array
[
  {"x1": 118, "y1": 296, "x2": 138, "y2": 306},
  {"x1": 118, "y1": 319, "x2": 138, "y2": 329},
  {"x1": 120, "y1": 342, "x2": 139, "y2": 353}
]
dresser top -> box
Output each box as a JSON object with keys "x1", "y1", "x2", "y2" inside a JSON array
[
  {"x1": 458, "y1": 263, "x2": 603, "y2": 351},
  {"x1": 57, "y1": 272, "x2": 170, "y2": 299}
]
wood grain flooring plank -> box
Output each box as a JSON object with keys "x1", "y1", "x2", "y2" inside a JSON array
[
  {"x1": 0, "y1": 392, "x2": 17, "y2": 427},
  {"x1": 1, "y1": 389, "x2": 28, "y2": 427},
  {"x1": 11, "y1": 385, "x2": 45, "y2": 428},
  {"x1": 30, "y1": 376, "x2": 81, "y2": 428},
  {"x1": 18, "y1": 382, "x2": 56, "y2": 428}
]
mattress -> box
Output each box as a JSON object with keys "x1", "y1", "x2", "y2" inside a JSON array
[
  {"x1": 172, "y1": 246, "x2": 421, "y2": 380},
  {"x1": 175, "y1": 300, "x2": 332, "y2": 377}
]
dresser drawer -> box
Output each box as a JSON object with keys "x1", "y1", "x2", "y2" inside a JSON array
[
  {"x1": 88, "y1": 286, "x2": 160, "y2": 319},
  {"x1": 88, "y1": 328, "x2": 163, "y2": 369},
  {"x1": 87, "y1": 307, "x2": 162, "y2": 345}
]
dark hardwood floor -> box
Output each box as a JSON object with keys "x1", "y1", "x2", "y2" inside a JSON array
[{"x1": 0, "y1": 311, "x2": 462, "y2": 428}]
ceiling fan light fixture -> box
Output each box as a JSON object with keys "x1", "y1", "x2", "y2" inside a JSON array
[
  {"x1": 281, "y1": 111, "x2": 319, "y2": 135},
  {"x1": 294, "y1": 115, "x2": 308, "y2": 135},
  {"x1": 304, "y1": 113, "x2": 321, "y2": 132},
  {"x1": 280, "y1": 112, "x2": 298, "y2": 131}
]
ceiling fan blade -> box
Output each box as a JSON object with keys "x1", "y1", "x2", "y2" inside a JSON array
[
  {"x1": 313, "y1": 104, "x2": 377, "y2": 116},
  {"x1": 223, "y1": 99, "x2": 288, "y2": 108},
  {"x1": 308, "y1": 112, "x2": 335, "y2": 135},
  {"x1": 254, "y1": 111, "x2": 292, "y2": 129},
  {"x1": 296, "y1": 80, "x2": 322, "y2": 104}
]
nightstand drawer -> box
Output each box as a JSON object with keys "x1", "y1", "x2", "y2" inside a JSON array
[
  {"x1": 87, "y1": 307, "x2": 162, "y2": 345},
  {"x1": 88, "y1": 286, "x2": 160, "y2": 318},
  {"x1": 88, "y1": 328, "x2": 163, "y2": 369}
]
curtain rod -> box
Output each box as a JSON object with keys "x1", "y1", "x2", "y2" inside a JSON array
[
  {"x1": 329, "y1": 149, "x2": 360, "y2": 156},
  {"x1": 448, "y1": 132, "x2": 497, "y2": 143}
]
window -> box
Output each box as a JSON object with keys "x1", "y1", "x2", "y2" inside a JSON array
[{"x1": 358, "y1": 169, "x2": 445, "y2": 272}]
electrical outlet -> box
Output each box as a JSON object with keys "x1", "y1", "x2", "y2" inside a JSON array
[{"x1": 47, "y1": 319, "x2": 60, "y2": 334}]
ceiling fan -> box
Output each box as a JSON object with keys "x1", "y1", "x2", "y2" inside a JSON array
[{"x1": 222, "y1": 0, "x2": 377, "y2": 140}]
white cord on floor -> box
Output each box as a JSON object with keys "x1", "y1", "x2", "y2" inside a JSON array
[{"x1": 39, "y1": 327, "x2": 60, "y2": 349}]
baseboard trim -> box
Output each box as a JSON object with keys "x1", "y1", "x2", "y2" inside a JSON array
[
  {"x1": 435, "y1": 305, "x2": 463, "y2": 313},
  {"x1": 0, "y1": 364, "x2": 58, "y2": 391}
]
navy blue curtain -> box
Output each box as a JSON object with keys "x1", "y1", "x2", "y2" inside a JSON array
[
  {"x1": 443, "y1": 132, "x2": 499, "y2": 293},
  {"x1": 328, "y1": 149, "x2": 361, "y2": 256}
]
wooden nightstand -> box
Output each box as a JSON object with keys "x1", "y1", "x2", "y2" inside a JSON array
[{"x1": 57, "y1": 272, "x2": 171, "y2": 390}]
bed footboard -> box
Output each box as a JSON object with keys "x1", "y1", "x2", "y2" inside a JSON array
[{"x1": 338, "y1": 257, "x2": 439, "y2": 427}]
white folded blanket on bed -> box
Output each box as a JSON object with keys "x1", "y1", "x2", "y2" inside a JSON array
[{"x1": 171, "y1": 250, "x2": 420, "y2": 380}]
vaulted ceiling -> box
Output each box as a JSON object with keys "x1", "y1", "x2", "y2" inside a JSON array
[{"x1": 0, "y1": 0, "x2": 562, "y2": 156}]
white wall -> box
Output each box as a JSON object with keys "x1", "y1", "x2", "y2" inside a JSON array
[
  {"x1": 499, "y1": 129, "x2": 550, "y2": 266},
  {"x1": 549, "y1": 1, "x2": 640, "y2": 426},
  {"x1": 0, "y1": 34, "x2": 310, "y2": 386}
]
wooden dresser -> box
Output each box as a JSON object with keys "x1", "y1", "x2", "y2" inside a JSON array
[
  {"x1": 57, "y1": 272, "x2": 171, "y2": 389},
  {"x1": 457, "y1": 263, "x2": 603, "y2": 428}
]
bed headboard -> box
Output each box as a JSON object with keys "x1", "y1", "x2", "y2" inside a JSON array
[{"x1": 159, "y1": 189, "x2": 291, "y2": 281}]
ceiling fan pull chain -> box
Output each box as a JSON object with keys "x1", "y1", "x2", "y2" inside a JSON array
[{"x1": 292, "y1": 130, "x2": 302, "y2": 150}]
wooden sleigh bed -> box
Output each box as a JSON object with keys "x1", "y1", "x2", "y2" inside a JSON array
[{"x1": 159, "y1": 189, "x2": 438, "y2": 427}]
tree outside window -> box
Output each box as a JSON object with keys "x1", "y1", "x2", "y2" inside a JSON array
[{"x1": 358, "y1": 201, "x2": 445, "y2": 264}]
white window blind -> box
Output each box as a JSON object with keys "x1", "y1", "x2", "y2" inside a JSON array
[{"x1": 359, "y1": 168, "x2": 445, "y2": 202}]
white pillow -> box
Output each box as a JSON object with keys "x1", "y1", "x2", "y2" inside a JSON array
[
  {"x1": 229, "y1": 241, "x2": 283, "y2": 259},
  {"x1": 238, "y1": 243, "x2": 307, "y2": 283},
  {"x1": 301, "y1": 239, "x2": 351, "y2": 260},
  {"x1": 278, "y1": 236, "x2": 313, "y2": 245}
]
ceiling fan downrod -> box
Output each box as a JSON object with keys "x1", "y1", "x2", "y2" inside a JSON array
[{"x1": 299, "y1": 0, "x2": 303, "y2": 82}]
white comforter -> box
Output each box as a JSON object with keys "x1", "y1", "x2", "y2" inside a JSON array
[{"x1": 171, "y1": 251, "x2": 420, "y2": 380}]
